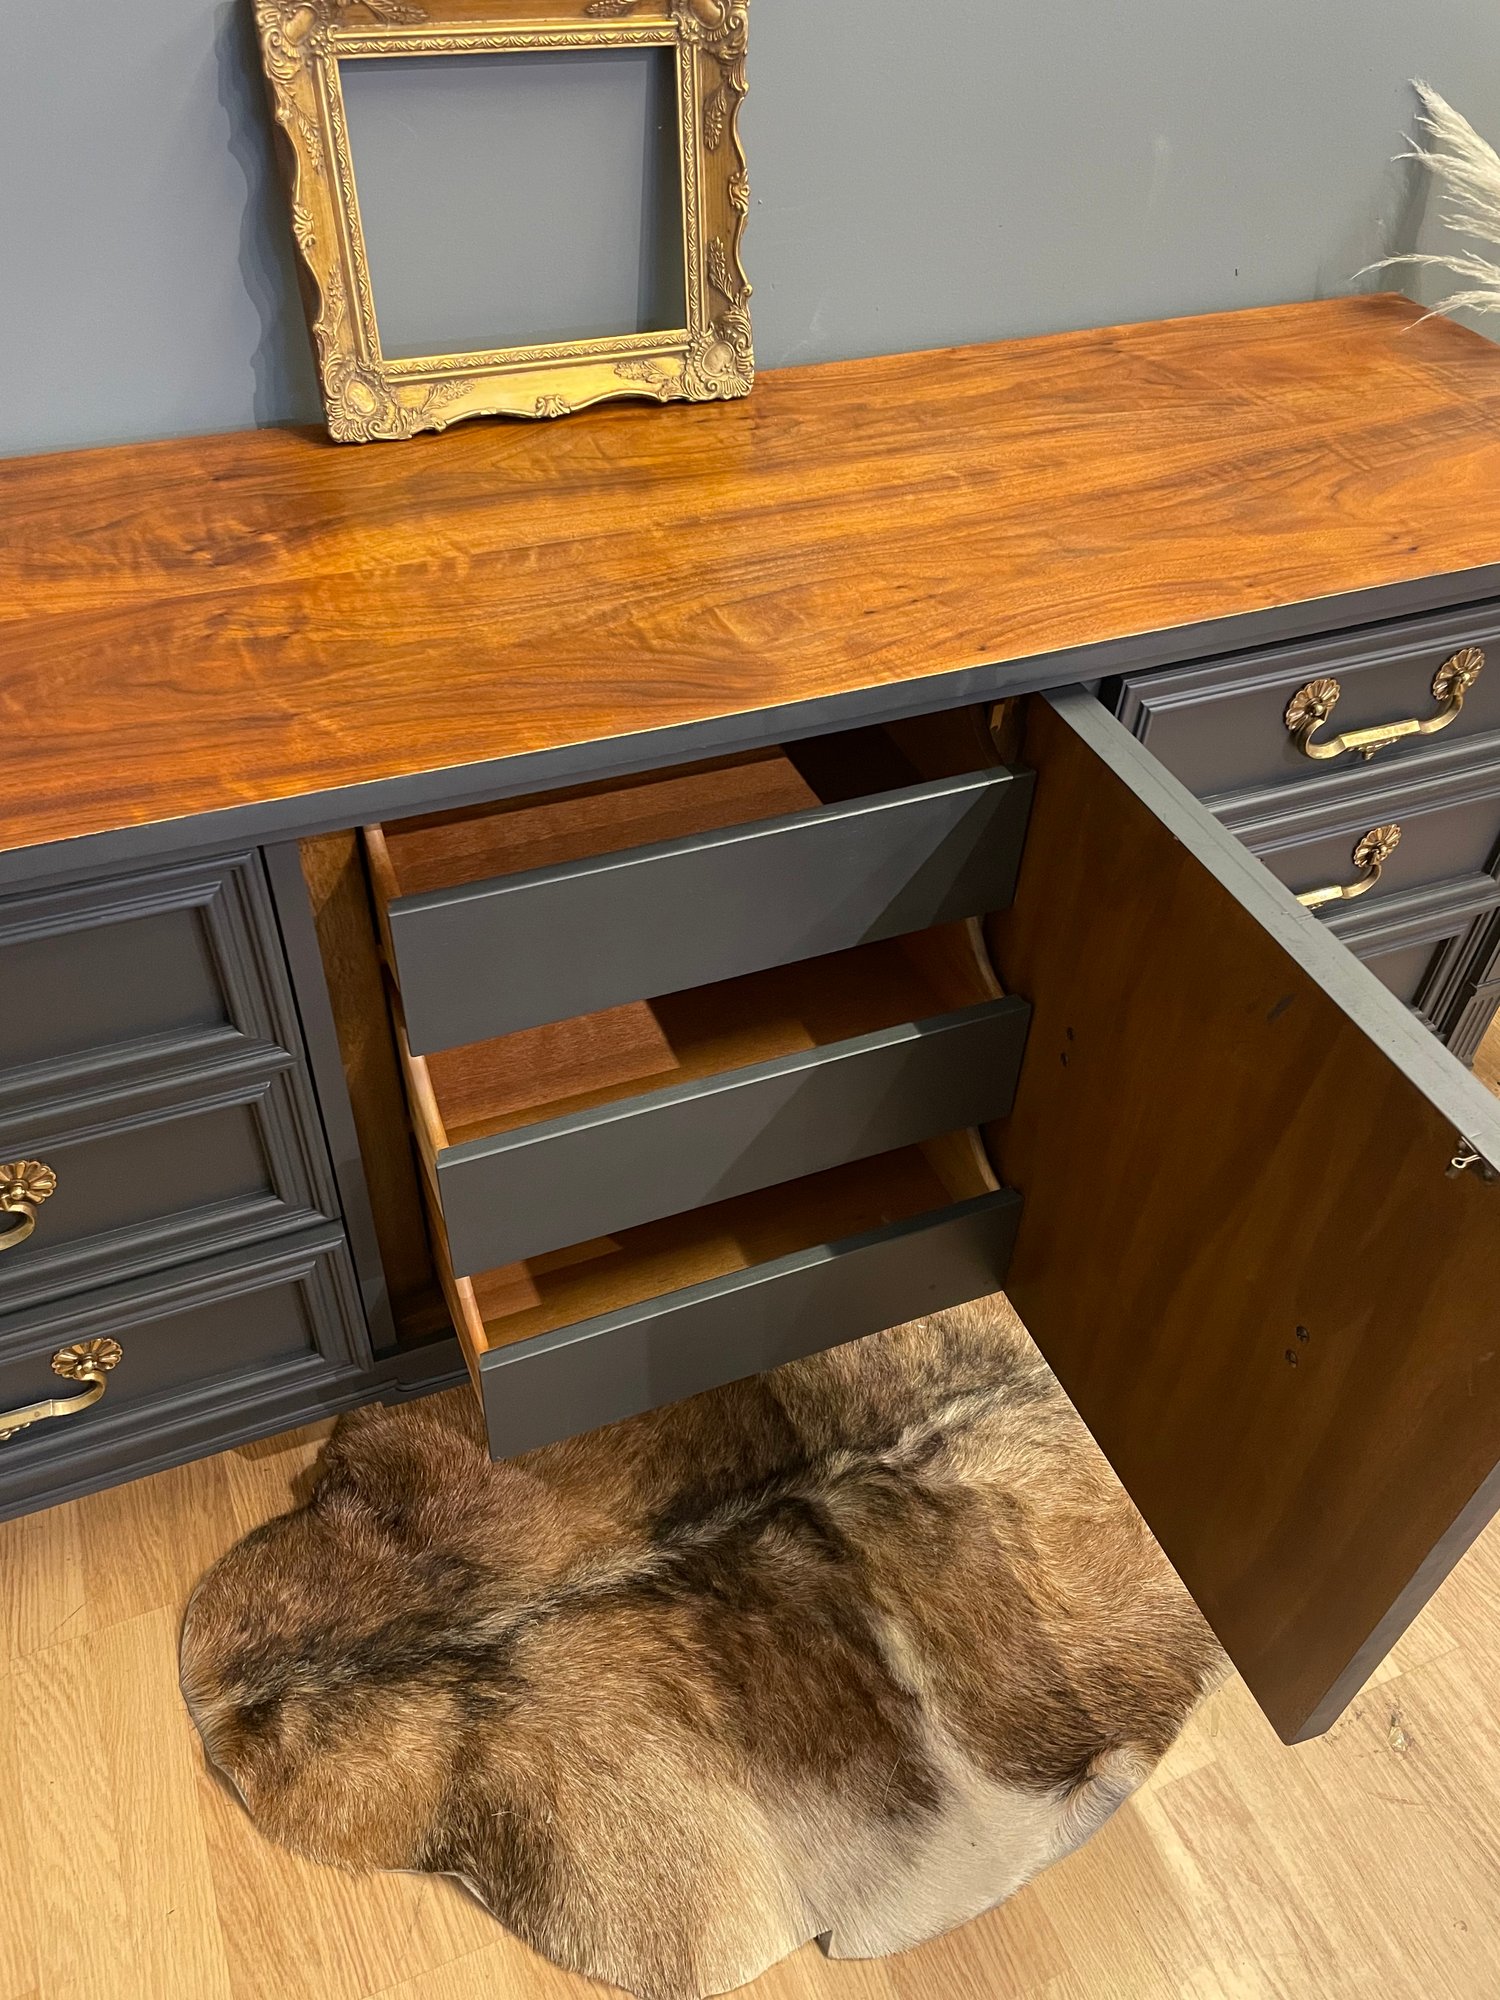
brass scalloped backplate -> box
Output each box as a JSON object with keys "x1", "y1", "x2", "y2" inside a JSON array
[
  {"x1": 52, "y1": 1338, "x2": 125, "y2": 1382},
  {"x1": 1284, "y1": 676, "x2": 1342, "y2": 736}
]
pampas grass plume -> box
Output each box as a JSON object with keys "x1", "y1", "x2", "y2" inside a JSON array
[{"x1": 1372, "y1": 81, "x2": 1500, "y2": 317}]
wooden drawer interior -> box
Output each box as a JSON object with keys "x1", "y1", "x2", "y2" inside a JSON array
[
  {"x1": 404, "y1": 923, "x2": 1004, "y2": 1157},
  {"x1": 371, "y1": 748, "x2": 824, "y2": 903},
  {"x1": 368, "y1": 712, "x2": 1006, "y2": 910},
  {"x1": 363, "y1": 708, "x2": 1031, "y2": 1056},
  {"x1": 373, "y1": 708, "x2": 1031, "y2": 1324},
  {"x1": 439, "y1": 1133, "x2": 1003, "y2": 1369},
  {"x1": 304, "y1": 707, "x2": 1024, "y2": 1354}
]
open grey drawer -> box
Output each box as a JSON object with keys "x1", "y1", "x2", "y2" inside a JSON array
[
  {"x1": 413, "y1": 689, "x2": 1500, "y2": 1755},
  {"x1": 400, "y1": 929, "x2": 1030, "y2": 1276},
  {"x1": 438, "y1": 1141, "x2": 1020, "y2": 1462},
  {"x1": 366, "y1": 726, "x2": 1035, "y2": 1056}
]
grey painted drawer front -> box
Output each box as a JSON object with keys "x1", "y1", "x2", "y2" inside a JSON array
[
  {"x1": 385, "y1": 768, "x2": 1035, "y2": 1056},
  {"x1": 1215, "y1": 737, "x2": 1500, "y2": 1036},
  {"x1": 476, "y1": 1189, "x2": 1021, "y2": 1460},
  {"x1": 0, "y1": 1063, "x2": 338, "y2": 1317},
  {"x1": 0, "y1": 1227, "x2": 370, "y2": 1521},
  {"x1": 1362, "y1": 936, "x2": 1455, "y2": 1008},
  {"x1": 1330, "y1": 875, "x2": 1500, "y2": 1009},
  {"x1": 1128, "y1": 680, "x2": 1500, "y2": 1056},
  {"x1": 1110, "y1": 606, "x2": 1500, "y2": 802},
  {"x1": 0, "y1": 853, "x2": 305, "y2": 1118},
  {"x1": 1244, "y1": 774, "x2": 1500, "y2": 908},
  {"x1": 437, "y1": 996, "x2": 1032, "y2": 1276}
]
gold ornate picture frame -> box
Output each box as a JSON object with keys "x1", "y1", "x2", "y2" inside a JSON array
[{"x1": 253, "y1": 0, "x2": 751, "y2": 441}]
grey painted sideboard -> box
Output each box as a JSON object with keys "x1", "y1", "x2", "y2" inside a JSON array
[
  {"x1": 3, "y1": 589, "x2": 1498, "y2": 1508},
  {"x1": 10, "y1": 307, "x2": 1500, "y2": 1747}
]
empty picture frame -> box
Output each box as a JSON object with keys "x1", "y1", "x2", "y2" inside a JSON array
[{"x1": 253, "y1": 0, "x2": 752, "y2": 441}]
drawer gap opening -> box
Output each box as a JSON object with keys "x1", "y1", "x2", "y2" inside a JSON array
[
  {"x1": 370, "y1": 709, "x2": 1007, "y2": 904},
  {"x1": 444, "y1": 1136, "x2": 1001, "y2": 1367},
  {"x1": 415, "y1": 923, "x2": 1004, "y2": 1151}
]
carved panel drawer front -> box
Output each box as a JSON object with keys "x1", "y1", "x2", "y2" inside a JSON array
[
  {"x1": 1362, "y1": 933, "x2": 1463, "y2": 1006},
  {"x1": 0, "y1": 1228, "x2": 370, "y2": 1523},
  {"x1": 1110, "y1": 606, "x2": 1500, "y2": 803},
  {"x1": 1228, "y1": 749, "x2": 1500, "y2": 911},
  {"x1": 366, "y1": 726, "x2": 1035, "y2": 1058},
  {"x1": 0, "y1": 1065, "x2": 339, "y2": 1319},
  {"x1": 0, "y1": 855, "x2": 305, "y2": 1118},
  {"x1": 1340, "y1": 881, "x2": 1496, "y2": 1026},
  {"x1": 0, "y1": 849, "x2": 367, "y2": 1517},
  {"x1": 1214, "y1": 736, "x2": 1500, "y2": 1049}
]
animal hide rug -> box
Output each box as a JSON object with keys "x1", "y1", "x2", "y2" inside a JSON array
[{"x1": 181, "y1": 1297, "x2": 1224, "y2": 2000}]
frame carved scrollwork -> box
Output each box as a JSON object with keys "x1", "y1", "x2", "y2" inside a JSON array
[{"x1": 252, "y1": 0, "x2": 752, "y2": 441}]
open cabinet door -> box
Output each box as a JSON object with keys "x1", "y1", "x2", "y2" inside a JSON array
[{"x1": 991, "y1": 689, "x2": 1500, "y2": 1745}]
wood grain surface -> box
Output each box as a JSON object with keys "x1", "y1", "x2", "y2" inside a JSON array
[
  {"x1": 990, "y1": 693, "x2": 1500, "y2": 1743},
  {"x1": 7, "y1": 296, "x2": 1500, "y2": 858},
  {"x1": 298, "y1": 833, "x2": 443, "y2": 1344}
]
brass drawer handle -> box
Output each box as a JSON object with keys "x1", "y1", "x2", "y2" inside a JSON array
[
  {"x1": 1285, "y1": 648, "x2": 1484, "y2": 762},
  {"x1": 0, "y1": 1339, "x2": 124, "y2": 1445},
  {"x1": 0, "y1": 1160, "x2": 58, "y2": 1253},
  {"x1": 1297, "y1": 824, "x2": 1402, "y2": 909}
]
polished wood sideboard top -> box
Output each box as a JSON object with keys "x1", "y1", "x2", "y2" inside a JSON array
[{"x1": 6, "y1": 293, "x2": 1500, "y2": 864}]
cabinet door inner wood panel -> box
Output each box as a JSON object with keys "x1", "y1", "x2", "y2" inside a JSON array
[{"x1": 990, "y1": 688, "x2": 1500, "y2": 1745}]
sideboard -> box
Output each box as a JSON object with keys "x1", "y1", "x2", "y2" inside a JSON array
[{"x1": 5, "y1": 294, "x2": 1500, "y2": 1749}]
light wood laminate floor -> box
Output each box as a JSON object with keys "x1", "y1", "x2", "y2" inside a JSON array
[{"x1": 7, "y1": 1036, "x2": 1500, "y2": 2000}]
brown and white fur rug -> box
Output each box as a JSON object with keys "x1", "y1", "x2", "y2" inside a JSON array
[{"x1": 181, "y1": 1297, "x2": 1225, "y2": 2000}]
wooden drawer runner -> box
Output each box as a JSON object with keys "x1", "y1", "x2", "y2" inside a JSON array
[
  {"x1": 401, "y1": 927, "x2": 1030, "y2": 1276},
  {"x1": 367, "y1": 724, "x2": 1034, "y2": 1056},
  {"x1": 436, "y1": 1139, "x2": 1019, "y2": 1461}
]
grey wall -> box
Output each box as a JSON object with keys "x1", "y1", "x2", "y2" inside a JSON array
[
  {"x1": 4, "y1": 0, "x2": 1499, "y2": 457},
  {"x1": 340, "y1": 49, "x2": 686, "y2": 355}
]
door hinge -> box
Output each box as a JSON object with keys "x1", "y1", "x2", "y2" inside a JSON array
[{"x1": 1448, "y1": 1138, "x2": 1500, "y2": 1182}]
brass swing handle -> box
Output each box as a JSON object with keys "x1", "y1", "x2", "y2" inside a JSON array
[
  {"x1": 0, "y1": 1160, "x2": 59, "y2": 1253},
  {"x1": 1285, "y1": 648, "x2": 1484, "y2": 762},
  {"x1": 1297, "y1": 824, "x2": 1402, "y2": 910},
  {"x1": 0, "y1": 1339, "x2": 124, "y2": 1445}
]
